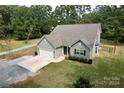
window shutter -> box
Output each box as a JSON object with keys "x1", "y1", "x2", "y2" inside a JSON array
[
  {"x1": 84, "y1": 50, "x2": 86, "y2": 56},
  {"x1": 74, "y1": 49, "x2": 76, "y2": 54}
]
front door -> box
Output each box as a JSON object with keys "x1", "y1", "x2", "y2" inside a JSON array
[
  {"x1": 63, "y1": 46, "x2": 70, "y2": 56},
  {"x1": 63, "y1": 46, "x2": 67, "y2": 55}
]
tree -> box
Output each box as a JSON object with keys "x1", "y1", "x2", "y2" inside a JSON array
[
  {"x1": 105, "y1": 7, "x2": 124, "y2": 53},
  {"x1": 52, "y1": 5, "x2": 91, "y2": 26},
  {"x1": 0, "y1": 5, "x2": 124, "y2": 46},
  {"x1": 95, "y1": 6, "x2": 124, "y2": 53},
  {"x1": 31, "y1": 5, "x2": 52, "y2": 35},
  {"x1": 0, "y1": 5, "x2": 14, "y2": 38},
  {"x1": 11, "y1": 6, "x2": 40, "y2": 40},
  {"x1": 0, "y1": 5, "x2": 14, "y2": 53},
  {"x1": 83, "y1": 5, "x2": 124, "y2": 42}
]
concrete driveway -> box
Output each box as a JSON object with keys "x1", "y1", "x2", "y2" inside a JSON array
[
  {"x1": 18, "y1": 55, "x2": 65, "y2": 73},
  {"x1": 18, "y1": 56, "x2": 52, "y2": 73}
]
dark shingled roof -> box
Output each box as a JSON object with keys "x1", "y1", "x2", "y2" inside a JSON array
[{"x1": 41, "y1": 24, "x2": 101, "y2": 49}]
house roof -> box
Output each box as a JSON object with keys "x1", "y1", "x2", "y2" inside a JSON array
[{"x1": 38, "y1": 24, "x2": 101, "y2": 49}]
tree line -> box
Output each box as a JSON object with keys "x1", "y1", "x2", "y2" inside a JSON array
[{"x1": 0, "y1": 5, "x2": 124, "y2": 43}]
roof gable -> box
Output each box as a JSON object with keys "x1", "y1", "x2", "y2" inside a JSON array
[
  {"x1": 37, "y1": 36, "x2": 55, "y2": 49},
  {"x1": 71, "y1": 40, "x2": 90, "y2": 50}
]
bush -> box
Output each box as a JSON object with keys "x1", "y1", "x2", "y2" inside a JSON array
[
  {"x1": 73, "y1": 76, "x2": 92, "y2": 88},
  {"x1": 68, "y1": 56, "x2": 78, "y2": 61},
  {"x1": 68, "y1": 56, "x2": 92, "y2": 64},
  {"x1": 88, "y1": 59, "x2": 92, "y2": 64},
  {"x1": 34, "y1": 51, "x2": 38, "y2": 56}
]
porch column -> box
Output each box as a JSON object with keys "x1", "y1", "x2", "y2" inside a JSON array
[
  {"x1": 96, "y1": 46, "x2": 99, "y2": 55},
  {"x1": 67, "y1": 47, "x2": 68, "y2": 56}
]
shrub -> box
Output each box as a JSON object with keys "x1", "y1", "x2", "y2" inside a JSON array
[
  {"x1": 68, "y1": 56, "x2": 78, "y2": 61},
  {"x1": 68, "y1": 56, "x2": 92, "y2": 64},
  {"x1": 73, "y1": 76, "x2": 92, "y2": 88},
  {"x1": 34, "y1": 51, "x2": 38, "y2": 56},
  {"x1": 88, "y1": 59, "x2": 92, "y2": 64}
]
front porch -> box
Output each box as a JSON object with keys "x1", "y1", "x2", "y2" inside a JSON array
[{"x1": 63, "y1": 46, "x2": 70, "y2": 56}]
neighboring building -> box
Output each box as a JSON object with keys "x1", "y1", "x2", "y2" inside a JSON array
[{"x1": 37, "y1": 24, "x2": 102, "y2": 60}]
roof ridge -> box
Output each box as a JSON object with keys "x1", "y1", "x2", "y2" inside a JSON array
[{"x1": 57, "y1": 23, "x2": 101, "y2": 26}]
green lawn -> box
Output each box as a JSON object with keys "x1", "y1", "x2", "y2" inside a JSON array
[
  {"x1": 9, "y1": 40, "x2": 124, "y2": 88},
  {"x1": 0, "y1": 39, "x2": 40, "y2": 52},
  {"x1": 0, "y1": 47, "x2": 36, "y2": 60}
]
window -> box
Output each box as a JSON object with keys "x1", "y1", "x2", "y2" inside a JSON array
[
  {"x1": 74, "y1": 49, "x2": 86, "y2": 56},
  {"x1": 74, "y1": 49, "x2": 79, "y2": 54},
  {"x1": 80, "y1": 50, "x2": 84, "y2": 55},
  {"x1": 77, "y1": 50, "x2": 80, "y2": 54},
  {"x1": 80, "y1": 50, "x2": 86, "y2": 56}
]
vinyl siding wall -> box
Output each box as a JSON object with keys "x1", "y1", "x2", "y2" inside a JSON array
[
  {"x1": 70, "y1": 41, "x2": 90, "y2": 59},
  {"x1": 55, "y1": 47, "x2": 63, "y2": 59},
  {"x1": 37, "y1": 38, "x2": 54, "y2": 54},
  {"x1": 91, "y1": 29, "x2": 101, "y2": 58},
  {"x1": 38, "y1": 38, "x2": 63, "y2": 59}
]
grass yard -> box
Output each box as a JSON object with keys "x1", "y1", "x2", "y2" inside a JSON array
[
  {"x1": 9, "y1": 40, "x2": 124, "y2": 88},
  {"x1": 0, "y1": 38, "x2": 40, "y2": 52},
  {"x1": 0, "y1": 47, "x2": 36, "y2": 60}
]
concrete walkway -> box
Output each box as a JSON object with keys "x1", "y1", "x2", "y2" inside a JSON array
[{"x1": 0, "y1": 44, "x2": 36, "y2": 56}]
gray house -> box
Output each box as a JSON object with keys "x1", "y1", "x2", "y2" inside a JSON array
[{"x1": 37, "y1": 24, "x2": 101, "y2": 60}]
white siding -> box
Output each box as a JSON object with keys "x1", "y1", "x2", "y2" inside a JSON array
[
  {"x1": 91, "y1": 29, "x2": 101, "y2": 58},
  {"x1": 96, "y1": 29, "x2": 101, "y2": 45},
  {"x1": 37, "y1": 38, "x2": 64, "y2": 59},
  {"x1": 70, "y1": 41, "x2": 90, "y2": 59},
  {"x1": 91, "y1": 43, "x2": 96, "y2": 58},
  {"x1": 98, "y1": 29, "x2": 101, "y2": 44},
  {"x1": 38, "y1": 38, "x2": 54, "y2": 52},
  {"x1": 37, "y1": 38, "x2": 55, "y2": 59},
  {"x1": 55, "y1": 47, "x2": 63, "y2": 59}
]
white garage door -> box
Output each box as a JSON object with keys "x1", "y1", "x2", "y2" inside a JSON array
[{"x1": 39, "y1": 50, "x2": 54, "y2": 60}]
